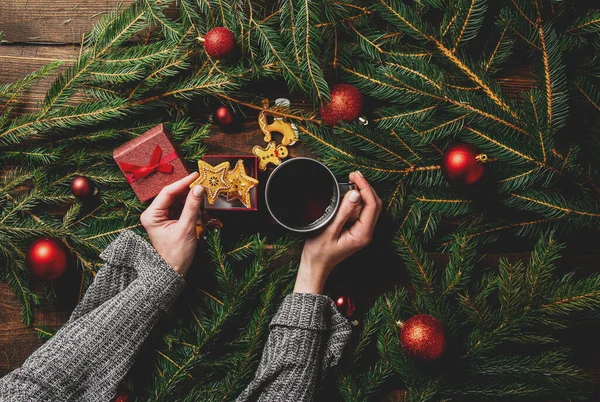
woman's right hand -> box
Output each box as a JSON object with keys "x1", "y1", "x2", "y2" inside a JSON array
[
  {"x1": 140, "y1": 172, "x2": 205, "y2": 277},
  {"x1": 294, "y1": 171, "x2": 382, "y2": 294}
]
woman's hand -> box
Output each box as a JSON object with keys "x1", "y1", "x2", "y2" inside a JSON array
[
  {"x1": 140, "y1": 172, "x2": 205, "y2": 276},
  {"x1": 294, "y1": 171, "x2": 382, "y2": 294}
]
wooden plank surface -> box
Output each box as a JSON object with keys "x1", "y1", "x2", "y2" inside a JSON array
[
  {"x1": 0, "y1": 282, "x2": 72, "y2": 375},
  {"x1": 0, "y1": 1, "x2": 132, "y2": 44},
  {"x1": 0, "y1": 44, "x2": 79, "y2": 112}
]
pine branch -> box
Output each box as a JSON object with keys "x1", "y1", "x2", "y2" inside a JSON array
[{"x1": 295, "y1": 0, "x2": 330, "y2": 103}]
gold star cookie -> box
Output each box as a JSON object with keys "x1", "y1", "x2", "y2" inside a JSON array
[
  {"x1": 190, "y1": 160, "x2": 231, "y2": 204},
  {"x1": 225, "y1": 160, "x2": 259, "y2": 208}
]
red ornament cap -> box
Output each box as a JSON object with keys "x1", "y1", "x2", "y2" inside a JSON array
[
  {"x1": 400, "y1": 314, "x2": 446, "y2": 361},
  {"x1": 203, "y1": 27, "x2": 236, "y2": 59},
  {"x1": 441, "y1": 143, "x2": 485, "y2": 185},
  {"x1": 26, "y1": 238, "x2": 69, "y2": 281},
  {"x1": 320, "y1": 84, "x2": 364, "y2": 126}
]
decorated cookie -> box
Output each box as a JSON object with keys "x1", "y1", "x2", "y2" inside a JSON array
[
  {"x1": 252, "y1": 141, "x2": 289, "y2": 171},
  {"x1": 226, "y1": 160, "x2": 259, "y2": 208},
  {"x1": 190, "y1": 160, "x2": 230, "y2": 204},
  {"x1": 258, "y1": 98, "x2": 299, "y2": 146}
]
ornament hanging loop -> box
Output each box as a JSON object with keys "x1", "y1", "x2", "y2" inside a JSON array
[{"x1": 475, "y1": 153, "x2": 489, "y2": 163}]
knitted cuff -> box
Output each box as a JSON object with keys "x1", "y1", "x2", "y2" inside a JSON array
[
  {"x1": 271, "y1": 293, "x2": 332, "y2": 331},
  {"x1": 99, "y1": 230, "x2": 185, "y2": 312},
  {"x1": 322, "y1": 299, "x2": 353, "y2": 369}
]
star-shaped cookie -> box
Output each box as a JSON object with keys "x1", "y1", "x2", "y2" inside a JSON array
[
  {"x1": 190, "y1": 160, "x2": 230, "y2": 204},
  {"x1": 226, "y1": 160, "x2": 259, "y2": 208}
]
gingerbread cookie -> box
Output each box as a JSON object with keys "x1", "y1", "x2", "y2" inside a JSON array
[
  {"x1": 258, "y1": 98, "x2": 299, "y2": 146},
  {"x1": 226, "y1": 160, "x2": 259, "y2": 208},
  {"x1": 252, "y1": 141, "x2": 289, "y2": 171},
  {"x1": 190, "y1": 160, "x2": 230, "y2": 204}
]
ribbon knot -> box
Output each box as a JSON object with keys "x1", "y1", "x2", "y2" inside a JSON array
[{"x1": 119, "y1": 145, "x2": 176, "y2": 183}]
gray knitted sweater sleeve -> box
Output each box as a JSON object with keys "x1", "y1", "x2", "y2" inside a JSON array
[
  {"x1": 0, "y1": 230, "x2": 353, "y2": 402},
  {"x1": 0, "y1": 230, "x2": 186, "y2": 402},
  {"x1": 236, "y1": 292, "x2": 353, "y2": 402}
]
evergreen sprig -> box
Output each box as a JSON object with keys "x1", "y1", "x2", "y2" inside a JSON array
[{"x1": 338, "y1": 230, "x2": 599, "y2": 401}]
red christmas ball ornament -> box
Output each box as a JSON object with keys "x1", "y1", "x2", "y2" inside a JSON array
[
  {"x1": 112, "y1": 391, "x2": 130, "y2": 402},
  {"x1": 26, "y1": 238, "x2": 69, "y2": 281},
  {"x1": 203, "y1": 27, "x2": 236, "y2": 59},
  {"x1": 214, "y1": 105, "x2": 235, "y2": 126},
  {"x1": 70, "y1": 175, "x2": 96, "y2": 198},
  {"x1": 441, "y1": 143, "x2": 486, "y2": 185},
  {"x1": 335, "y1": 295, "x2": 356, "y2": 318},
  {"x1": 399, "y1": 314, "x2": 446, "y2": 361},
  {"x1": 320, "y1": 84, "x2": 364, "y2": 126}
]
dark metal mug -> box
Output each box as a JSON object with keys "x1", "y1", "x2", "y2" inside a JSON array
[{"x1": 265, "y1": 157, "x2": 355, "y2": 233}]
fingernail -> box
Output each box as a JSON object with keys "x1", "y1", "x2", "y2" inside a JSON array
[
  {"x1": 355, "y1": 170, "x2": 363, "y2": 177},
  {"x1": 347, "y1": 190, "x2": 361, "y2": 203},
  {"x1": 193, "y1": 185, "x2": 204, "y2": 197}
]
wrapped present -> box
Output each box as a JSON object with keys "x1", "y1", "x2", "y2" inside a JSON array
[{"x1": 113, "y1": 124, "x2": 190, "y2": 202}]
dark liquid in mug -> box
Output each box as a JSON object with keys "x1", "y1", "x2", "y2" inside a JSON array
[{"x1": 267, "y1": 160, "x2": 335, "y2": 228}]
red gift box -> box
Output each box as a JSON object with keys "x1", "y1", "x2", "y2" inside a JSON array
[
  {"x1": 201, "y1": 155, "x2": 259, "y2": 211},
  {"x1": 113, "y1": 124, "x2": 190, "y2": 202}
]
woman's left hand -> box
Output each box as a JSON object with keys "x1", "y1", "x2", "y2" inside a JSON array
[{"x1": 140, "y1": 172, "x2": 204, "y2": 276}]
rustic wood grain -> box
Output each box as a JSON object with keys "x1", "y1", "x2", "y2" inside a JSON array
[
  {"x1": 0, "y1": 44, "x2": 81, "y2": 112},
  {"x1": 0, "y1": 282, "x2": 72, "y2": 375},
  {"x1": 0, "y1": 0, "x2": 133, "y2": 44}
]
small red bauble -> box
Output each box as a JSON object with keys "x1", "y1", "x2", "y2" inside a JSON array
[
  {"x1": 112, "y1": 392, "x2": 130, "y2": 402},
  {"x1": 26, "y1": 238, "x2": 69, "y2": 281},
  {"x1": 441, "y1": 143, "x2": 485, "y2": 185},
  {"x1": 335, "y1": 295, "x2": 356, "y2": 318},
  {"x1": 400, "y1": 314, "x2": 446, "y2": 361},
  {"x1": 203, "y1": 27, "x2": 236, "y2": 59},
  {"x1": 214, "y1": 105, "x2": 235, "y2": 126},
  {"x1": 320, "y1": 84, "x2": 364, "y2": 126},
  {"x1": 70, "y1": 175, "x2": 95, "y2": 198}
]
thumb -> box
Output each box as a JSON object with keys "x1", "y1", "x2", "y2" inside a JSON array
[
  {"x1": 327, "y1": 190, "x2": 362, "y2": 235},
  {"x1": 179, "y1": 184, "x2": 204, "y2": 228}
]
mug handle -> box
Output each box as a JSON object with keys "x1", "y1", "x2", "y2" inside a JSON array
[{"x1": 338, "y1": 182, "x2": 357, "y2": 196}]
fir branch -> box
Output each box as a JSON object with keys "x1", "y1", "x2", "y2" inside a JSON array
[
  {"x1": 394, "y1": 230, "x2": 436, "y2": 298},
  {"x1": 450, "y1": 0, "x2": 487, "y2": 52},
  {"x1": 526, "y1": 232, "x2": 563, "y2": 308},
  {"x1": 506, "y1": 191, "x2": 600, "y2": 222},
  {"x1": 498, "y1": 258, "x2": 526, "y2": 319},
  {"x1": 441, "y1": 234, "x2": 477, "y2": 296},
  {"x1": 34, "y1": 325, "x2": 57, "y2": 341},
  {"x1": 295, "y1": 0, "x2": 330, "y2": 102},
  {"x1": 574, "y1": 76, "x2": 600, "y2": 112},
  {"x1": 378, "y1": 0, "x2": 515, "y2": 115},
  {"x1": 566, "y1": 10, "x2": 600, "y2": 34}
]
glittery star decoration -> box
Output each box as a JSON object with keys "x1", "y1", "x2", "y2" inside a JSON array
[
  {"x1": 226, "y1": 160, "x2": 259, "y2": 208},
  {"x1": 190, "y1": 160, "x2": 231, "y2": 204}
]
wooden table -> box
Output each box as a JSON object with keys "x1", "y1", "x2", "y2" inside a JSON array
[{"x1": 0, "y1": 1, "x2": 598, "y2": 400}]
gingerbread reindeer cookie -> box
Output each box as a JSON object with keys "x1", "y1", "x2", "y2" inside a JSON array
[
  {"x1": 252, "y1": 141, "x2": 289, "y2": 171},
  {"x1": 258, "y1": 98, "x2": 299, "y2": 146}
]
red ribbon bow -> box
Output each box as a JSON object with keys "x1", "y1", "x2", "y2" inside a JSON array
[{"x1": 119, "y1": 145, "x2": 177, "y2": 183}]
